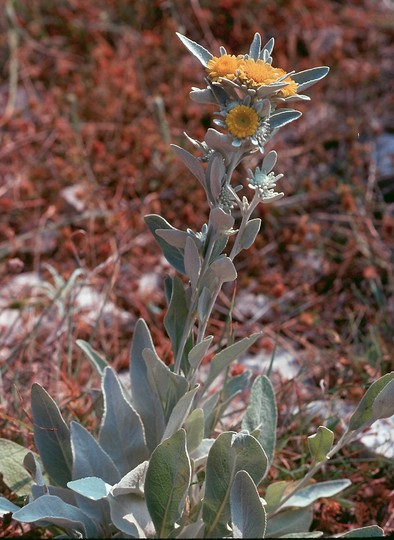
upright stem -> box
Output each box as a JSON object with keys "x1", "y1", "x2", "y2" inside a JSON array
[{"x1": 173, "y1": 229, "x2": 217, "y2": 374}]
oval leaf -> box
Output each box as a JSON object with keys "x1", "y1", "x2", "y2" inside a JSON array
[
  {"x1": 145, "y1": 429, "x2": 191, "y2": 538},
  {"x1": 307, "y1": 426, "x2": 334, "y2": 463},
  {"x1": 203, "y1": 431, "x2": 268, "y2": 538},
  {"x1": 242, "y1": 375, "x2": 277, "y2": 468},
  {"x1": 348, "y1": 372, "x2": 394, "y2": 431},
  {"x1": 230, "y1": 470, "x2": 267, "y2": 539},
  {"x1": 239, "y1": 218, "x2": 261, "y2": 251}
]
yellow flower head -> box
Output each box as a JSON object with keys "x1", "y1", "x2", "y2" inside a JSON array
[
  {"x1": 206, "y1": 54, "x2": 242, "y2": 81},
  {"x1": 238, "y1": 58, "x2": 280, "y2": 88},
  {"x1": 274, "y1": 68, "x2": 298, "y2": 97},
  {"x1": 225, "y1": 105, "x2": 259, "y2": 139}
]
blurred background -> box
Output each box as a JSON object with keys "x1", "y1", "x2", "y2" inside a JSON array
[{"x1": 0, "y1": 0, "x2": 393, "y2": 534}]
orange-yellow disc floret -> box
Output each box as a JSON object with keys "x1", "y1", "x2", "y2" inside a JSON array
[
  {"x1": 274, "y1": 68, "x2": 298, "y2": 97},
  {"x1": 238, "y1": 58, "x2": 280, "y2": 87},
  {"x1": 206, "y1": 54, "x2": 242, "y2": 81},
  {"x1": 225, "y1": 105, "x2": 259, "y2": 139}
]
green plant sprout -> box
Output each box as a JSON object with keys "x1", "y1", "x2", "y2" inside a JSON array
[{"x1": 0, "y1": 32, "x2": 393, "y2": 539}]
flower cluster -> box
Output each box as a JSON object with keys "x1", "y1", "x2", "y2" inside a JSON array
[{"x1": 176, "y1": 32, "x2": 329, "y2": 213}]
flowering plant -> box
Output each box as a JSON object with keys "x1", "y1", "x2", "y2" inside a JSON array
[{"x1": 0, "y1": 32, "x2": 392, "y2": 539}]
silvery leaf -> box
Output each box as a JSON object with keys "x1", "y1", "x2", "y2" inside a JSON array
[
  {"x1": 190, "y1": 87, "x2": 217, "y2": 104},
  {"x1": 145, "y1": 214, "x2": 186, "y2": 274},
  {"x1": 31, "y1": 384, "x2": 72, "y2": 488},
  {"x1": 231, "y1": 470, "x2": 267, "y2": 539},
  {"x1": 156, "y1": 228, "x2": 188, "y2": 248},
  {"x1": 249, "y1": 32, "x2": 262, "y2": 61},
  {"x1": 129, "y1": 319, "x2": 166, "y2": 452},
  {"x1": 210, "y1": 255, "x2": 237, "y2": 283},
  {"x1": 239, "y1": 218, "x2": 261, "y2": 251},
  {"x1": 207, "y1": 152, "x2": 226, "y2": 203},
  {"x1": 188, "y1": 335, "x2": 213, "y2": 369},
  {"x1": 161, "y1": 385, "x2": 199, "y2": 441},
  {"x1": 292, "y1": 66, "x2": 330, "y2": 92},
  {"x1": 99, "y1": 367, "x2": 149, "y2": 476},
  {"x1": 145, "y1": 429, "x2": 191, "y2": 538},
  {"x1": 269, "y1": 109, "x2": 302, "y2": 130},
  {"x1": 13, "y1": 494, "x2": 101, "y2": 538},
  {"x1": 176, "y1": 33, "x2": 213, "y2": 66},
  {"x1": 209, "y1": 206, "x2": 235, "y2": 233},
  {"x1": 260, "y1": 37, "x2": 275, "y2": 59},
  {"x1": 198, "y1": 286, "x2": 212, "y2": 322},
  {"x1": 171, "y1": 144, "x2": 206, "y2": 188},
  {"x1": 111, "y1": 461, "x2": 149, "y2": 497},
  {"x1": 262, "y1": 150, "x2": 278, "y2": 173},
  {"x1": 184, "y1": 236, "x2": 201, "y2": 289},
  {"x1": 67, "y1": 477, "x2": 112, "y2": 501},
  {"x1": 348, "y1": 372, "x2": 394, "y2": 431}
]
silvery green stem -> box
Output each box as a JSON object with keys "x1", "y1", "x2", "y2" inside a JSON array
[
  {"x1": 173, "y1": 227, "x2": 217, "y2": 375},
  {"x1": 193, "y1": 194, "x2": 260, "y2": 350}
]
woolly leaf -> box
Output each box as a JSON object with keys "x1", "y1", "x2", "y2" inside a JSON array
[
  {"x1": 31, "y1": 384, "x2": 72, "y2": 487},
  {"x1": 184, "y1": 236, "x2": 201, "y2": 288},
  {"x1": 171, "y1": 144, "x2": 206, "y2": 188},
  {"x1": 67, "y1": 477, "x2": 112, "y2": 501},
  {"x1": 108, "y1": 492, "x2": 153, "y2": 537},
  {"x1": 203, "y1": 333, "x2": 260, "y2": 395},
  {"x1": 260, "y1": 37, "x2": 275, "y2": 59},
  {"x1": 265, "y1": 506, "x2": 313, "y2": 537},
  {"x1": 111, "y1": 461, "x2": 148, "y2": 497},
  {"x1": 144, "y1": 214, "x2": 186, "y2": 274},
  {"x1": 12, "y1": 494, "x2": 101, "y2": 538},
  {"x1": 230, "y1": 470, "x2": 267, "y2": 539},
  {"x1": 269, "y1": 109, "x2": 302, "y2": 130},
  {"x1": 161, "y1": 385, "x2": 199, "y2": 441},
  {"x1": 348, "y1": 372, "x2": 394, "y2": 431},
  {"x1": 176, "y1": 33, "x2": 213, "y2": 67},
  {"x1": 307, "y1": 426, "x2": 334, "y2": 463},
  {"x1": 129, "y1": 319, "x2": 166, "y2": 452},
  {"x1": 239, "y1": 218, "x2": 261, "y2": 251},
  {"x1": 99, "y1": 367, "x2": 149, "y2": 476},
  {"x1": 184, "y1": 408, "x2": 204, "y2": 453},
  {"x1": 337, "y1": 525, "x2": 384, "y2": 537},
  {"x1": 210, "y1": 255, "x2": 237, "y2": 283},
  {"x1": 145, "y1": 429, "x2": 191, "y2": 538},
  {"x1": 242, "y1": 375, "x2": 277, "y2": 468},
  {"x1": 164, "y1": 274, "x2": 191, "y2": 366},
  {"x1": 249, "y1": 33, "x2": 261, "y2": 61},
  {"x1": 280, "y1": 479, "x2": 351, "y2": 510},
  {"x1": 188, "y1": 335, "x2": 213, "y2": 369},
  {"x1": 76, "y1": 339, "x2": 109, "y2": 378},
  {"x1": 292, "y1": 66, "x2": 330, "y2": 92},
  {"x1": 71, "y1": 421, "x2": 120, "y2": 484},
  {"x1": 203, "y1": 431, "x2": 268, "y2": 538}
]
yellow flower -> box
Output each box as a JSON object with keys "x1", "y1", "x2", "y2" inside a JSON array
[
  {"x1": 238, "y1": 58, "x2": 280, "y2": 88},
  {"x1": 274, "y1": 68, "x2": 298, "y2": 97},
  {"x1": 206, "y1": 54, "x2": 242, "y2": 81},
  {"x1": 225, "y1": 105, "x2": 259, "y2": 139}
]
